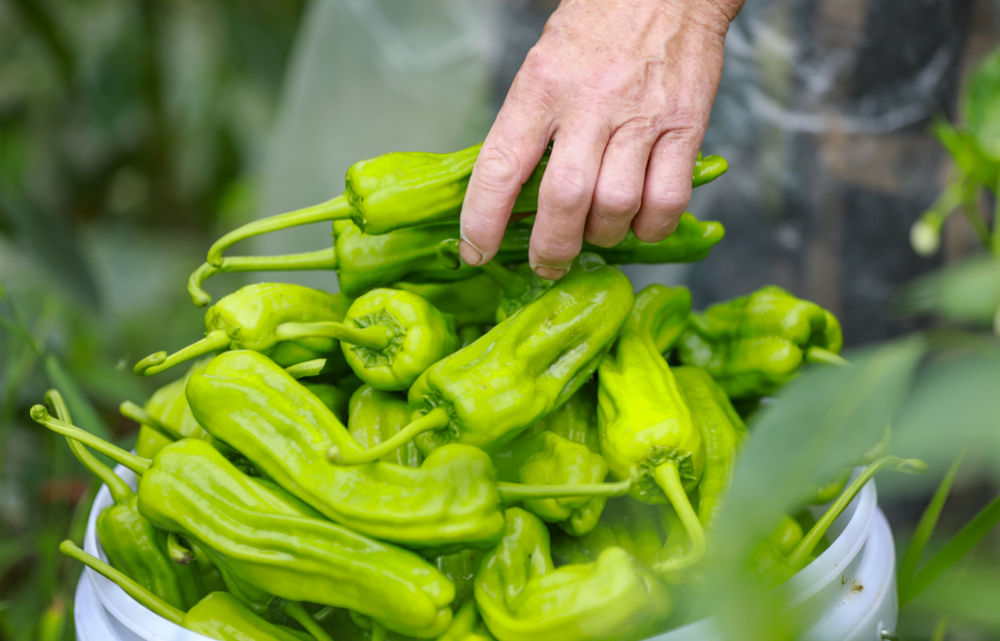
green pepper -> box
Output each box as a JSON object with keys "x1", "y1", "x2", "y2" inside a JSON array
[
  {"x1": 34, "y1": 412, "x2": 456, "y2": 639},
  {"x1": 331, "y1": 253, "x2": 634, "y2": 465},
  {"x1": 46, "y1": 391, "x2": 206, "y2": 611},
  {"x1": 348, "y1": 385, "x2": 423, "y2": 468},
  {"x1": 503, "y1": 432, "x2": 609, "y2": 536},
  {"x1": 394, "y1": 273, "x2": 501, "y2": 327},
  {"x1": 203, "y1": 144, "x2": 725, "y2": 266},
  {"x1": 748, "y1": 456, "x2": 927, "y2": 588},
  {"x1": 598, "y1": 285, "x2": 707, "y2": 572},
  {"x1": 136, "y1": 283, "x2": 351, "y2": 376},
  {"x1": 334, "y1": 288, "x2": 459, "y2": 391},
  {"x1": 672, "y1": 366, "x2": 746, "y2": 528},
  {"x1": 301, "y1": 381, "x2": 352, "y2": 425},
  {"x1": 437, "y1": 597, "x2": 495, "y2": 641},
  {"x1": 549, "y1": 497, "x2": 664, "y2": 571},
  {"x1": 333, "y1": 221, "x2": 531, "y2": 299},
  {"x1": 185, "y1": 350, "x2": 629, "y2": 551},
  {"x1": 675, "y1": 285, "x2": 845, "y2": 401},
  {"x1": 121, "y1": 360, "x2": 210, "y2": 458},
  {"x1": 474, "y1": 508, "x2": 672, "y2": 641},
  {"x1": 60, "y1": 542, "x2": 323, "y2": 641}
]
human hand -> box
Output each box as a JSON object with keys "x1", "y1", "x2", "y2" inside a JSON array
[{"x1": 459, "y1": 0, "x2": 743, "y2": 279}]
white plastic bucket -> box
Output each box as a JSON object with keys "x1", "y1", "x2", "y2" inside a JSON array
[{"x1": 75, "y1": 467, "x2": 896, "y2": 641}]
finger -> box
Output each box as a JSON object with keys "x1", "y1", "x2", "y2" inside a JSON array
[
  {"x1": 631, "y1": 129, "x2": 701, "y2": 243},
  {"x1": 584, "y1": 124, "x2": 657, "y2": 247},
  {"x1": 529, "y1": 117, "x2": 612, "y2": 279},
  {"x1": 461, "y1": 99, "x2": 552, "y2": 266}
]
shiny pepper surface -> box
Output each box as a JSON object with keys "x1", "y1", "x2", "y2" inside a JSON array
[
  {"x1": 409, "y1": 253, "x2": 633, "y2": 455},
  {"x1": 134, "y1": 360, "x2": 210, "y2": 458},
  {"x1": 186, "y1": 350, "x2": 506, "y2": 550},
  {"x1": 673, "y1": 366, "x2": 746, "y2": 528},
  {"x1": 504, "y1": 432, "x2": 609, "y2": 536},
  {"x1": 474, "y1": 508, "x2": 671, "y2": 641},
  {"x1": 334, "y1": 221, "x2": 531, "y2": 299},
  {"x1": 60, "y1": 542, "x2": 314, "y2": 641},
  {"x1": 48, "y1": 391, "x2": 206, "y2": 611},
  {"x1": 581, "y1": 213, "x2": 724, "y2": 264},
  {"x1": 598, "y1": 285, "x2": 707, "y2": 572},
  {"x1": 136, "y1": 283, "x2": 351, "y2": 376},
  {"x1": 675, "y1": 285, "x2": 844, "y2": 400},
  {"x1": 134, "y1": 439, "x2": 455, "y2": 638},
  {"x1": 393, "y1": 273, "x2": 501, "y2": 327},
  {"x1": 348, "y1": 384, "x2": 423, "y2": 468},
  {"x1": 340, "y1": 288, "x2": 459, "y2": 391}
]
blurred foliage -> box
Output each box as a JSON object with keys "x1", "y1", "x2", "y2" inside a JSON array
[{"x1": 0, "y1": 0, "x2": 305, "y2": 639}]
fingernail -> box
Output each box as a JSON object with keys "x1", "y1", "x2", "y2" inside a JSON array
[
  {"x1": 459, "y1": 239, "x2": 484, "y2": 266},
  {"x1": 531, "y1": 264, "x2": 568, "y2": 280}
]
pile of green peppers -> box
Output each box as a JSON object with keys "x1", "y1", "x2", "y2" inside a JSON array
[{"x1": 37, "y1": 143, "x2": 927, "y2": 641}]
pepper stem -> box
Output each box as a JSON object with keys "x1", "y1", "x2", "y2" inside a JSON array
[
  {"x1": 477, "y1": 261, "x2": 528, "y2": 299},
  {"x1": 189, "y1": 248, "x2": 338, "y2": 307},
  {"x1": 497, "y1": 478, "x2": 632, "y2": 503},
  {"x1": 282, "y1": 601, "x2": 337, "y2": 641},
  {"x1": 285, "y1": 359, "x2": 329, "y2": 379},
  {"x1": 135, "y1": 330, "x2": 231, "y2": 377},
  {"x1": 805, "y1": 346, "x2": 849, "y2": 367},
  {"x1": 787, "y1": 455, "x2": 927, "y2": 570},
  {"x1": 328, "y1": 408, "x2": 450, "y2": 465},
  {"x1": 59, "y1": 540, "x2": 184, "y2": 626},
  {"x1": 166, "y1": 533, "x2": 195, "y2": 565},
  {"x1": 372, "y1": 622, "x2": 387, "y2": 641},
  {"x1": 273, "y1": 321, "x2": 392, "y2": 350},
  {"x1": 46, "y1": 391, "x2": 133, "y2": 504},
  {"x1": 207, "y1": 195, "x2": 350, "y2": 267},
  {"x1": 651, "y1": 463, "x2": 707, "y2": 573},
  {"x1": 30, "y1": 405, "x2": 150, "y2": 476},
  {"x1": 120, "y1": 401, "x2": 179, "y2": 441}
]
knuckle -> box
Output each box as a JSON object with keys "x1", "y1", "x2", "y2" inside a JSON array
[
  {"x1": 475, "y1": 146, "x2": 522, "y2": 189},
  {"x1": 543, "y1": 166, "x2": 592, "y2": 211},
  {"x1": 632, "y1": 213, "x2": 680, "y2": 244},
  {"x1": 593, "y1": 184, "x2": 641, "y2": 218}
]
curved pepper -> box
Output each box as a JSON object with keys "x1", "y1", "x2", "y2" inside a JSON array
[
  {"x1": 331, "y1": 253, "x2": 633, "y2": 465},
  {"x1": 348, "y1": 385, "x2": 423, "y2": 468},
  {"x1": 203, "y1": 144, "x2": 725, "y2": 266},
  {"x1": 474, "y1": 508, "x2": 671, "y2": 641},
  {"x1": 675, "y1": 285, "x2": 845, "y2": 400},
  {"x1": 598, "y1": 285, "x2": 707, "y2": 572},
  {"x1": 46, "y1": 391, "x2": 206, "y2": 611},
  {"x1": 185, "y1": 351, "x2": 629, "y2": 551},
  {"x1": 136, "y1": 283, "x2": 352, "y2": 376},
  {"x1": 122, "y1": 360, "x2": 210, "y2": 458},
  {"x1": 60, "y1": 542, "x2": 321, "y2": 641},
  {"x1": 33, "y1": 412, "x2": 455, "y2": 639}
]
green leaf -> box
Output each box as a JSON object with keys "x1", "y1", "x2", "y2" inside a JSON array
[
  {"x1": 704, "y1": 337, "x2": 927, "y2": 641},
  {"x1": 933, "y1": 119, "x2": 1000, "y2": 190},
  {"x1": 908, "y1": 565, "x2": 1000, "y2": 630},
  {"x1": 897, "y1": 255, "x2": 1000, "y2": 327},
  {"x1": 966, "y1": 48, "x2": 1000, "y2": 161},
  {"x1": 897, "y1": 451, "x2": 964, "y2": 597}
]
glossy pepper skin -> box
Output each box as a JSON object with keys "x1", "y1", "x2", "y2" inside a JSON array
[
  {"x1": 581, "y1": 213, "x2": 725, "y2": 264},
  {"x1": 503, "y1": 432, "x2": 609, "y2": 536},
  {"x1": 393, "y1": 273, "x2": 501, "y2": 327},
  {"x1": 34, "y1": 419, "x2": 456, "y2": 639},
  {"x1": 598, "y1": 285, "x2": 707, "y2": 572},
  {"x1": 673, "y1": 366, "x2": 746, "y2": 528},
  {"x1": 474, "y1": 508, "x2": 671, "y2": 641},
  {"x1": 46, "y1": 392, "x2": 205, "y2": 611},
  {"x1": 135, "y1": 283, "x2": 352, "y2": 377},
  {"x1": 186, "y1": 350, "x2": 506, "y2": 550},
  {"x1": 675, "y1": 285, "x2": 845, "y2": 400},
  {"x1": 348, "y1": 385, "x2": 423, "y2": 468},
  {"x1": 132, "y1": 360, "x2": 210, "y2": 458},
  {"x1": 339, "y1": 288, "x2": 459, "y2": 391},
  {"x1": 59, "y1": 542, "x2": 314, "y2": 641},
  {"x1": 334, "y1": 221, "x2": 532, "y2": 299},
  {"x1": 409, "y1": 253, "x2": 633, "y2": 455}
]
